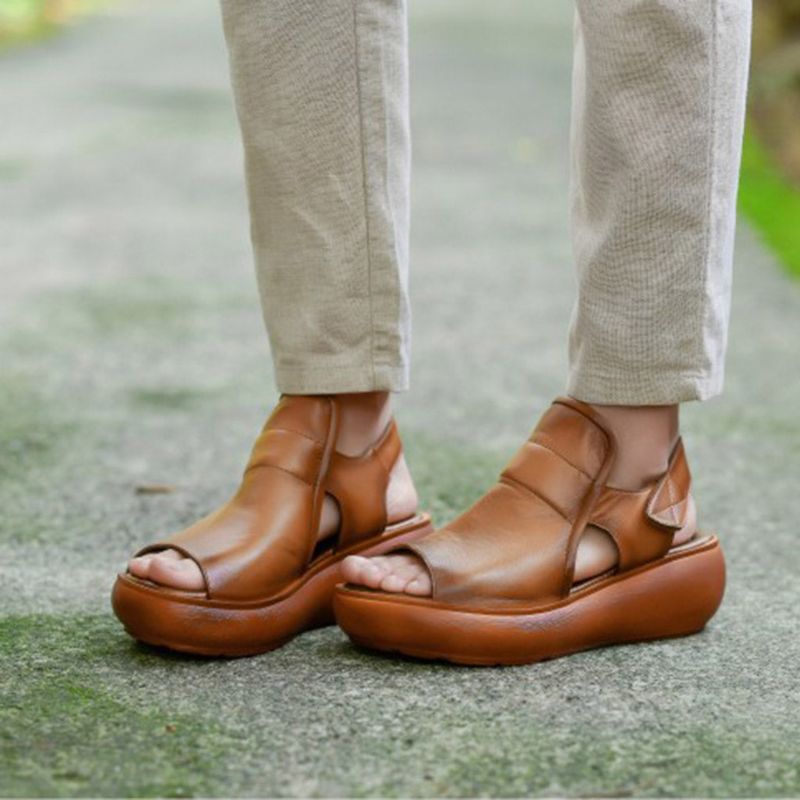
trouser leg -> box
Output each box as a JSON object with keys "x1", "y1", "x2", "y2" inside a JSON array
[
  {"x1": 220, "y1": 0, "x2": 411, "y2": 393},
  {"x1": 567, "y1": 0, "x2": 751, "y2": 404}
]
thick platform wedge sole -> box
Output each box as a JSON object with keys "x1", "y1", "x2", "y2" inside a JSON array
[
  {"x1": 334, "y1": 535, "x2": 725, "y2": 666},
  {"x1": 111, "y1": 513, "x2": 433, "y2": 658}
]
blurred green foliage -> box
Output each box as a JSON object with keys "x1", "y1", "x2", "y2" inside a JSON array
[
  {"x1": 751, "y1": 0, "x2": 800, "y2": 183},
  {"x1": 740, "y1": 1, "x2": 800, "y2": 278},
  {"x1": 740, "y1": 128, "x2": 800, "y2": 278},
  {"x1": 753, "y1": 0, "x2": 800, "y2": 57},
  {"x1": 0, "y1": 0, "x2": 102, "y2": 46}
]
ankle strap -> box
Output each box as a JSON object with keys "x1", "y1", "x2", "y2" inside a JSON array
[
  {"x1": 589, "y1": 438, "x2": 692, "y2": 571},
  {"x1": 325, "y1": 417, "x2": 402, "y2": 551}
]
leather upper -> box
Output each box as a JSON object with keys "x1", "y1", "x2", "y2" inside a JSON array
[
  {"x1": 404, "y1": 397, "x2": 692, "y2": 606},
  {"x1": 136, "y1": 395, "x2": 402, "y2": 601}
]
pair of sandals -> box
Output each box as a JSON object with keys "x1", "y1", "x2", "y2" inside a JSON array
[{"x1": 112, "y1": 395, "x2": 725, "y2": 665}]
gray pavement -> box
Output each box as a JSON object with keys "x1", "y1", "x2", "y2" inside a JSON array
[{"x1": 1, "y1": 0, "x2": 799, "y2": 796}]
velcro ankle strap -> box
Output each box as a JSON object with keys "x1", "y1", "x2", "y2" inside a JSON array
[{"x1": 646, "y1": 438, "x2": 691, "y2": 531}]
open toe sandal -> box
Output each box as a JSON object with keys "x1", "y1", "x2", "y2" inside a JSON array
[
  {"x1": 334, "y1": 397, "x2": 725, "y2": 666},
  {"x1": 112, "y1": 395, "x2": 432, "y2": 657}
]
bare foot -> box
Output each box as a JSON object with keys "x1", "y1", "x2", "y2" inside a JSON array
[{"x1": 341, "y1": 402, "x2": 696, "y2": 596}]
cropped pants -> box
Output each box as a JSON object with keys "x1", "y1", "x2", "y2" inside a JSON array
[{"x1": 220, "y1": 0, "x2": 751, "y2": 404}]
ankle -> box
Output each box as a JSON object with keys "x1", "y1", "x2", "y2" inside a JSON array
[
  {"x1": 332, "y1": 391, "x2": 392, "y2": 456},
  {"x1": 584, "y1": 401, "x2": 679, "y2": 491},
  {"x1": 386, "y1": 453, "x2": 419, "y2": 522}
]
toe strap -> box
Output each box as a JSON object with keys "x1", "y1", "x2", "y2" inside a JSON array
[
  {"x1": 131, "y1": 395, "x2": 333, "y2": 601},
  {"x1": 137, "y1": 475, "x2": 315, "y2": 601},
  {"x1": 402, "y1": 483, "x2": 574, "y2": 606}
]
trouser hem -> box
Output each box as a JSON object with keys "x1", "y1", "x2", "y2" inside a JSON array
[
  {"x1": 566, "y1": 370, "x2": 724, "y2": 405},
  {"x1": 274, "y1": 363, "x2": 409, "y2": 394}
]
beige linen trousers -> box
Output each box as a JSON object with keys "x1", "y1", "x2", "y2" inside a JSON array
[{"x1": 220, "y1": 0, "x2": 751, "y2": 404}]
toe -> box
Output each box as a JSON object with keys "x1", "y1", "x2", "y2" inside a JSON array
[
  {"x1": 377, "y1": 555, "x2": 431, "y2": 595},
  {"x1": 341, "y1": 555, "x2": 367, "y2": 584},
  {"x1": 342, "y1": 555, "x2": 389, "y2": 589},
  {"x1": 148, "y1": 554, "x2": 205, "y2": 591},
  {"x1": 341, "y1": 553, "x2": 432, "y2": 596},
  {"x1": 378, "y1": 570, "x2": 412, "y2": 593},
  {"x1": 127, "y1": 555, "x2": 153, "y2": 578},
  {"x1": 405, "y1": 575, "x2": 432, "y2": 596},
  {"x1": 127, "y1": 548, "x2": 184, "y2": 579},
  {"x1": 157, "y1": 549, "x2": 184, "y2": 561}
]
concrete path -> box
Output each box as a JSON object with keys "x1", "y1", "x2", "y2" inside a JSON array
[{"x1": 1, "y1": 1, "x2": 798, "y2": 796}]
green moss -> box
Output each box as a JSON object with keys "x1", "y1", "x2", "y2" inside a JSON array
[
  {"x1": 402, "y1": 430, "x2": 506, "y2": 525},
  {"x1": 73, "y1": 289, "x2": 193, "y2": 335},
  {"x1": 101, "y1": 85, "x2": 232, "y2": 113},
  {"x1": 37, "y1": 281, "x2": 251, "y2": 339},
  {"x1": 0, "y1": 373, "x2": 76, "y2": 481},
  {"x1": 0, "y1": 157, "x2": 30, "y2": 180},
  {"x1": 129, "y1": 387, "x2": 219, "y2": 411},
  {"x1": 418, "y1": 717, "x2": 800, "y2": 798},
  {"x1": 0, "y1": 615, "x2": 240, "y2": 798},
  {"x1": 681, "y1": 409, "x2": 800, "y2": 447},
  {"x1": 738, "y1": 127, "x2": 800, "y2": 279},
  {"x1": 102, "y1": 84, "x2": 236, "y2": 135}
]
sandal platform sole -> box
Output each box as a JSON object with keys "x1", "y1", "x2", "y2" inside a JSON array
[
  {"x1": 111, "y1": 513, "x2": 433, "y2": 657},
  {"x1": 334, "y1": 535, "x2": 725, "y2": 666}
]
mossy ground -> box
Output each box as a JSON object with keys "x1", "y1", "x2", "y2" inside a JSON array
[
  {"x1": 3, "y1": 615, "x2": 799, "y2": 797},
  {"x1": 1, "y1": 616, "x2": 241, "y2": 798}
]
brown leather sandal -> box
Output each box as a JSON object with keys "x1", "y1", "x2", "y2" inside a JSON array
[
  {"x1": 334, "y1": 397, "x2": 725, "y2": 666},
  {"x1": 111, "y1": 395, "x2": 432, "y2": 656}
]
